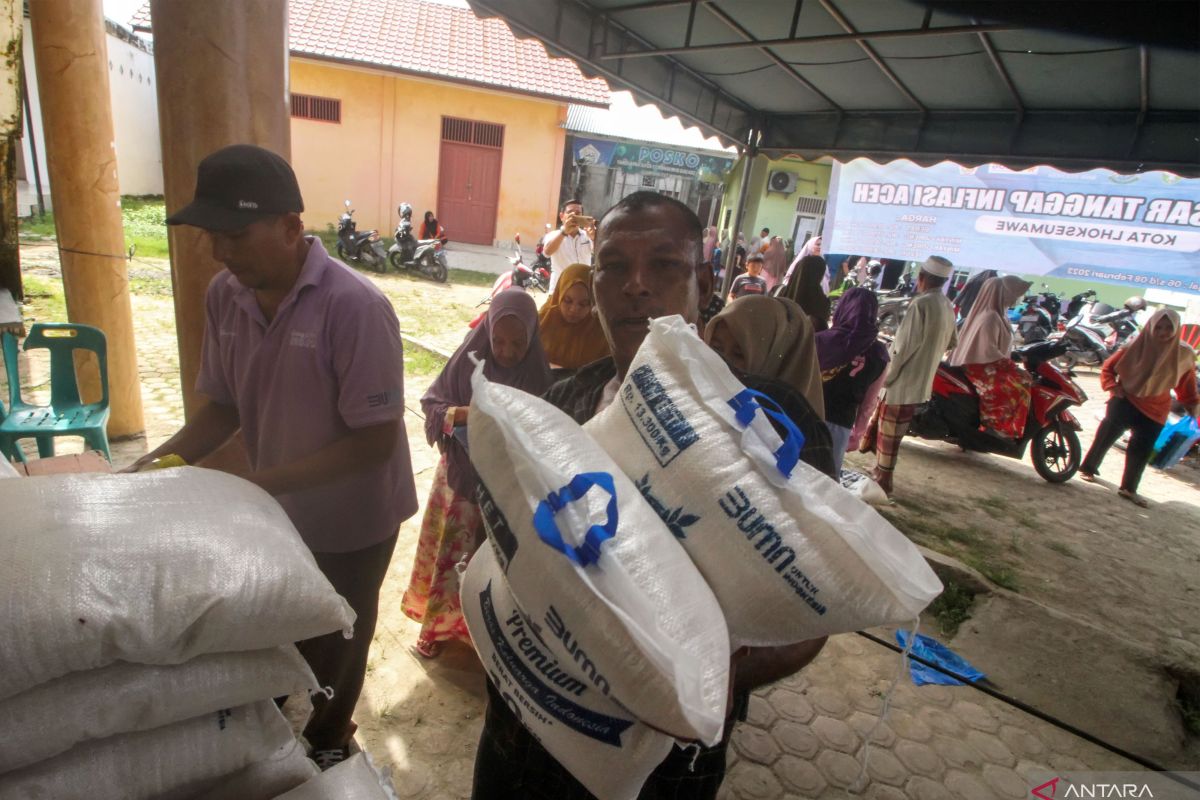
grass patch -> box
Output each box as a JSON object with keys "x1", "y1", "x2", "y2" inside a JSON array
[
  {"x1": 927, "y1": 580, "x2": 975, "y2": 638},
  {"x1": 20, "y1": 275, "x2": 66, "y2": 322},
  {"x1": 403, "y1": 346, "x2": 448, "y2": 378},
  {"x1": 1044, "y1": 540, "x2": 1080, "y2": 559},
  {"x1": 19, "y1": 196, "x2": 171, "y2": 259},
  {"x1": 447, "y1": 268, "x2": 499, "y2": 288},
  {"x1": 129, "y1": 272, "x2": 174, "y2": 296},
  {"x1": 977, "y1": 495, "x2": 1010, "y2": 519},
  {"x1": 966, "y1": 557, "x2": 1021, "y2": 592}
]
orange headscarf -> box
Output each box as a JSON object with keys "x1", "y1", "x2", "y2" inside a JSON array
[
  {"x1": 1115, "y1": 308, "x2": 1196, "y2": 397},
  {"x1": 536, "y1": 263, "x2": 611, "y2": 370}
]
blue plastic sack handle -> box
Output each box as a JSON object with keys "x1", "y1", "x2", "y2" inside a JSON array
[
  {"x1": 729, "y1": 388, "x2": 805, "y2": 478},
  {"x1": 532, "y1": 472, "x2": 618, "y2": 567}
]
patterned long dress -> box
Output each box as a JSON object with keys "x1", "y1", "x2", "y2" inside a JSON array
[
  {"x1": 963, "y1": 359, "x2": 1031, "y2": 439},
  {"x1": 400, "y1": 453, "x2": 481, "y2": 654}
]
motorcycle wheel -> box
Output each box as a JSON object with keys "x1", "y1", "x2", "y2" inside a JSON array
[
  {"x1": 364, "y1": 248, "x2": 386, "y2": 273},
  {"x1": 1030, "y1": 421, "x2": 1081, "y2": 483},
  {"x1": 421, "y1": 252, "x2": 448, "y2": 283},
  {"x1": 335, "y1": 242, "x2": 349, "y2": 261},
  {"x1": 878, "y1": 310, "x2": 901, "y2": 337},
  {"x1": 388, "y1": 251, "x2": 405, "y2": 271}
]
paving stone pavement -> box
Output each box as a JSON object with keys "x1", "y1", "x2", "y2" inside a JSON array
[{"x1": 4, "y1": 272, "x2": 1151, "y2": 799}]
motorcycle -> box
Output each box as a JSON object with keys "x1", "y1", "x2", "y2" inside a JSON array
[
  {"x1": 1052, "y1": 296, "x2": 1144, "y2": 369},
  {"x1": 876, "y1": 269, "x2": 917, "y2": 336},
  {"x1": 335, "y1": 200, "x2": 386, "y2": 271},
  {"x1": 467, "y1": 233, "x2": 547, "y2": 328},
  {"x1": 907, "y1": 338, "x2": 1088, "y2": 483},
  {"x1": 387, "y1": 203, "x2": 449, "y2": 283},
  {"x1": 508, "y1": 232, "x2": 549, "y2": 292},
  {"x1": 1062, "y1": 289, "x2": 1097, "y2": 326},
  {"x1": 1016, "y1": 289, "x2": 1061, "y2": 344}
]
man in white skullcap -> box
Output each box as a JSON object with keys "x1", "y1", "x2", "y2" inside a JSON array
[{"x1": 865, "y1": 255, "x2": 958, "y2": 496}]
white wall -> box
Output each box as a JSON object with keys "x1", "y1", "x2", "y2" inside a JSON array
[{"x1": 18, "y1": 18, "x2": 163, "y2": 202}]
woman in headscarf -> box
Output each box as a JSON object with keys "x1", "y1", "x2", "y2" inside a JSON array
[
  {"x1": 537, "y1": 262, "x2": 610, "y2": 370},
  {"x1": 779, "y1": 255, "x2": 831, "y2": 331},
  {"x1": 703, "y1": 295, "x2": 825, "y2": 419},
  {"x1": 816, "y1": 287, "x2": 891, "y2": 474},
  {"x1": 762, "y1": 236, "x2": 787, "y2": 291},
  {"x1": 947, "y1": 275, "x2": 1032, "y2": 439},
  {"x1": 419, "y1": 210, "x2": 445, "y2": 241},
  {"x1": 1080, "y1": 308, "x2": 1199, "y2": 507},
  {"x1": 402, "y1": 290, "x2": 552, "y2": 657},
  {"x1": 953, "y1": 268, "x2": 998, "y2": 325}
]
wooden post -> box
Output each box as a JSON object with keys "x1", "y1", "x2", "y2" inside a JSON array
[
  {"x1": 1, "y1": 0, "x2": 22, "y2": 303},
  {"x1": 29, "y1": 0, "x2": 144, "y2": 437},
  {"x1": 150, "y1": 0, "x2": 290, "y2": 418}
]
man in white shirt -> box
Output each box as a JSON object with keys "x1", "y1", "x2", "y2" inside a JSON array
[{"x1": 543, "y1": 198, "x2": 594, "y2": 292}]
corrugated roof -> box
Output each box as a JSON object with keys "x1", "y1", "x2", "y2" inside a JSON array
[
  {"x1": 130, "y1": 0, "x2": 610, "y2": 107},
  {"x1": 565, "y1": 92, "x2": 736, "y2": 155}
]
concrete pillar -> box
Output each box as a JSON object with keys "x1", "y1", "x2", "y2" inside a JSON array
[
  {"x1": 150, "y1": 0, "x2": 290, "y2": 418},
  {"x1": 29, "y1": 0, "x2": 144, "y2": 437}
]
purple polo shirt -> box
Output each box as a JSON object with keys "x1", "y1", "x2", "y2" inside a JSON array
[{"x1": 197, "y1": 237, "x2": 418, "y2": 553}]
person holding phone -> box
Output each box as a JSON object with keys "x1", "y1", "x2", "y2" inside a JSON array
[{"x1": 543, "y1": 198, "x2": 594, "y2": 292}]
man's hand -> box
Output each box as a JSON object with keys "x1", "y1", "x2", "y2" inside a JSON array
[
  {"x1": 120, "y1": 400, "x2": 240, "y2": 473},
  {"x1": 453, "y1": 406, "x2": 470, "y2": 426},
  {"x1": 730, "y1": 637, "x2": 827, "y2": 695}
]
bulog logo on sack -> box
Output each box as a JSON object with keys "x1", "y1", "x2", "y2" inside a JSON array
[
  {"x1": 478, "y1": 581, "x2": 633, "y2": 746},
  {"x1": 634, "y1": 473, "x2": 700, "y2": 539},
  {"x1": 619, "y1": 365, "x2": 699, "y2": 466}
]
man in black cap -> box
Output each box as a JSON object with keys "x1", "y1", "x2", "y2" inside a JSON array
[{"x1": 131, "y1": 144, "x2": 419, "y2": 768}]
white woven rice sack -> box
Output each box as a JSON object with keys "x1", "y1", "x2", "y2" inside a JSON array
[
  {"x1": 0, "y1": 700, "x2": 296, "y2": 800},
  {"x1": 839, "y1": 469, "x2": 890, "y2": 507},
  {"x1": 273, "y1": 752, "x2": 394, "y2": 799},
  {"x1": 193, "y1": 743, "x2": 319, "y2": 800},
  {"x1": 461, "y1": 545, "x2": 673, "y2": 800},
  {"x1": 468, "y1": 361, "x2": 729, "y2": 744},
  {"x1": 0, "y1": 468, "x2": 355, "y2": 701},
  {"x1": 0, "y1": 645, "x2": 316, "y2": 772},
  {"x1": 585, "y1": 316, "x2": 942, "y2": 647}
]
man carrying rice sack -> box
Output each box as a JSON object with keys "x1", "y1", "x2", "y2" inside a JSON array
[
  {"x1": 126, "y1": 145, "x2": 419, "y2": 769},
  {"x1": 470, "y1": 192, "x2": 831, "y2": 800}
]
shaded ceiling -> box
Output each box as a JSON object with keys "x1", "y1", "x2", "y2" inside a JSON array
[{"x1": 464, "y1": 0, "x2": 1200, "y2": 175}]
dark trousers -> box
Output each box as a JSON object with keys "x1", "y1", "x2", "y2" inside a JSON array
[
  {"x1": 297, "y1": 533, "x2": 398, "y2": 750},
  {"x1": 471, "y1": 680, "x2": 738, "y2": 800},
  {"x1": 1081, "y1": 397, "x2": 1163, "y2": 493}
]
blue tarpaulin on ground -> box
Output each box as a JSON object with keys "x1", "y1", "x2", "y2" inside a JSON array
[{"x1": 896, "y1": 630, "x2": 986, "y2": 687}]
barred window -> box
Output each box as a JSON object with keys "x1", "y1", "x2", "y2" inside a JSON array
[
  {"x1": 441, "y1": 116, "x2": 504, "y2": 149},
  {"x1": 291, "y1": 93, "x2": 341, "y2": 123}
]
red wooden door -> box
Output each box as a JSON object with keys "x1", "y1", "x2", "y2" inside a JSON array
[{"x1": 437, "y1": 118, "x2": 504, "y2": 246}]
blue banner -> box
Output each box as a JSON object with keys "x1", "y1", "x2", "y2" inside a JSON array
[
  {"x1": 825, "y1": 159, "x2": 1200, "y2": 294},
  {"x1": 571, "y1": 136, "x2": 734, "y2": 180}
]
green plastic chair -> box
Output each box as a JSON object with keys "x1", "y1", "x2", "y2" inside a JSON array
[
  {"x1": 0, "y1": 336, "x2": 26, "y2": 464},
  {"x1": 0, "y1": 323, "x2": 112, "y2": 462}
]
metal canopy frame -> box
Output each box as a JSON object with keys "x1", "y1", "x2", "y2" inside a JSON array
[{"x1": 465, "y1": 0, "x2": 1200, "y2": 176}]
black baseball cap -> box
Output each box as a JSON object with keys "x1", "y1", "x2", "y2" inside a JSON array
[{"x1": 166, "y1": 144, "x2": 304, "y2": 232}]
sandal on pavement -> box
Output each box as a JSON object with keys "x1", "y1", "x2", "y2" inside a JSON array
[
  {"x1": 1079, "y1": 470, "x2": 1096, "y2": 483},
  {"x1": 413, "y1": 639, "x2": 440, "y2": 659},
  {"x1": 1118, "y1": 489, "x2": 1149, "y2": 508}
]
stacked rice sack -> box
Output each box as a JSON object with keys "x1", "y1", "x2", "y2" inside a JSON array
[
  {"x1": 463, "y1": 318, "x2": 942, "y2": 798},
  {"x1": 0, "y1": 467, "x2": 356, "y2": 800}
]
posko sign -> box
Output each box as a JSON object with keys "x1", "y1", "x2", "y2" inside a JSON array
[
  {"x1": 824, "y1": 159, "x2": 1200, "y2": 293},
  {"x1": 571, "y1": 136, "x2": 734, "y2": 180}
]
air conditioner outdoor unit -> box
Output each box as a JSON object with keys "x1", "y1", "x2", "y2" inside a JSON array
[{"x1": 768, "y1": 170, "x2": 799, "y2": 194}]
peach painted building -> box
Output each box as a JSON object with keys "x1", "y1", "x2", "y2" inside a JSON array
[{"x1": 135, "y1": 0, "x2": 610, "y2": 246}]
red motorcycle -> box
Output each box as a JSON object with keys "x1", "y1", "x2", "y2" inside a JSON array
[
  {"x1": 907, "y1": 339, "x2": 1088, "y2": 482},
  {"x1": 468, "y1": 233, "x2": 549, "y2": 328}
]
